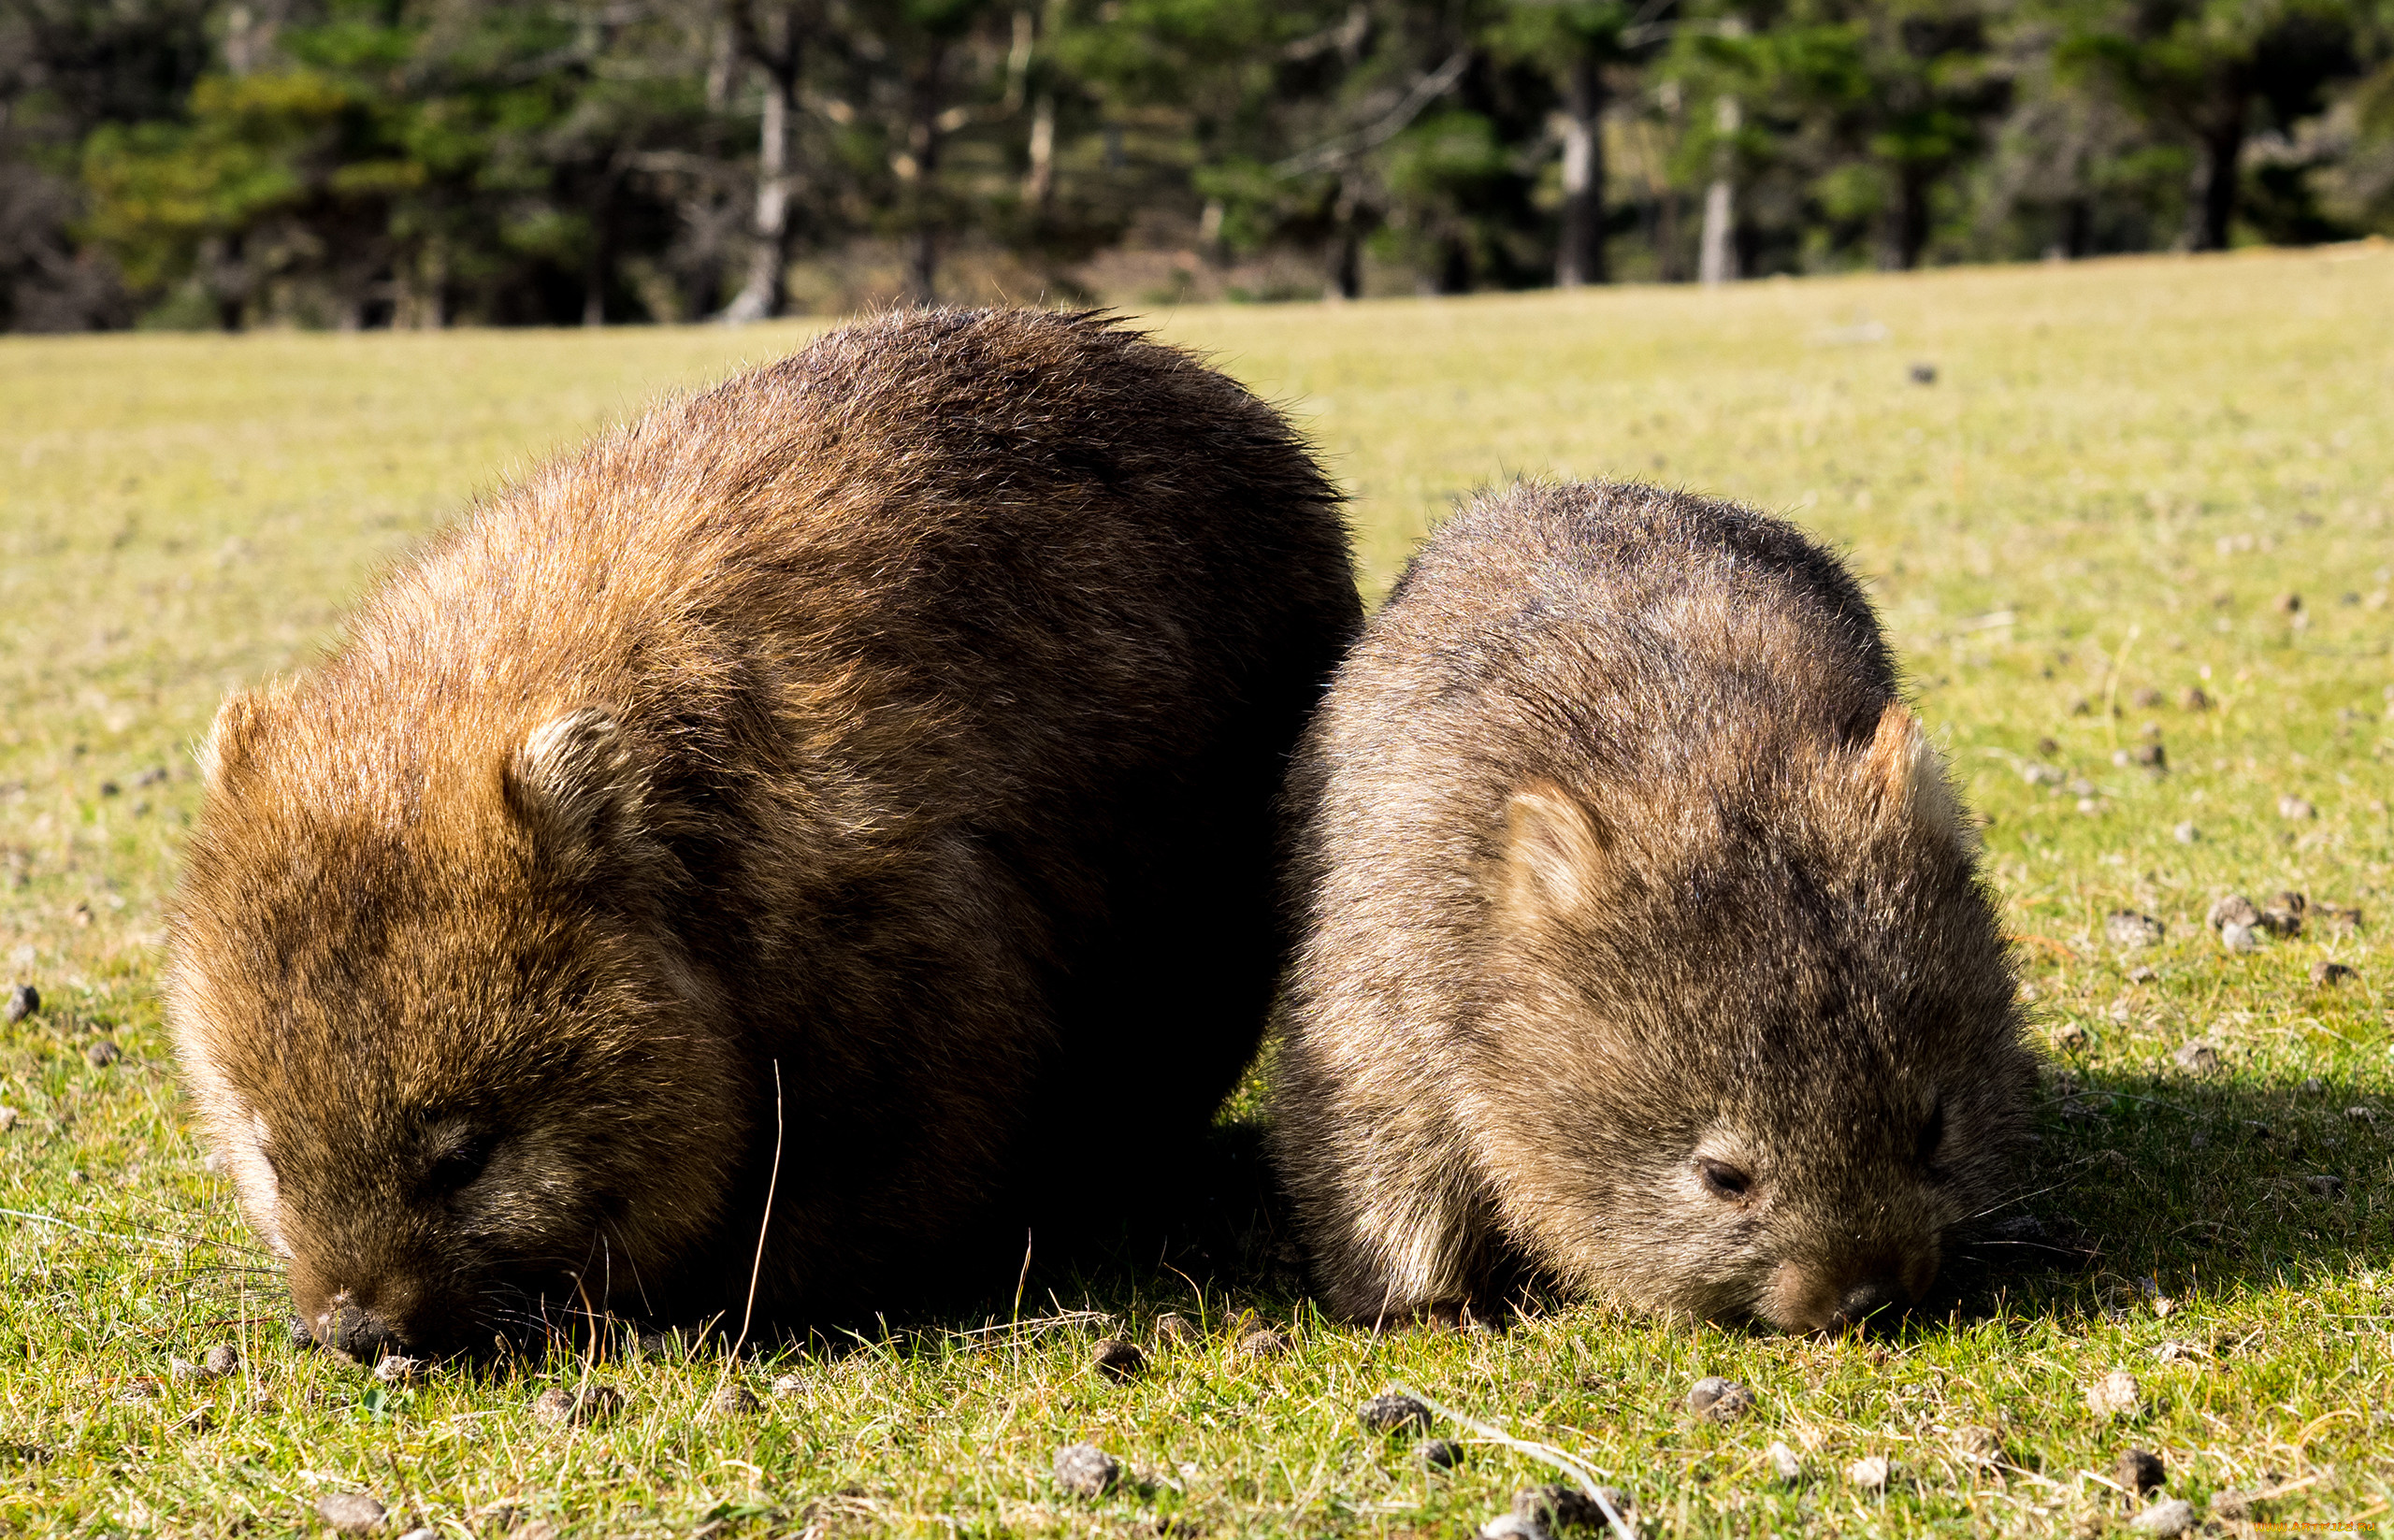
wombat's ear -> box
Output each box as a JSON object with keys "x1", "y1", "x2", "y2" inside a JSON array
[
  {"x1": 1861, "y1": 703, "x2": 1972, "y2": 850},
  {"x1": 197, "y1": 692, "x2": 266, "y2": 790},
  {"x1": 1500, "y1": 780, "x2": 1610, "y2": 922},
  {"x1": 505, "y1": 708, "x2": 646, "y2": 867}
]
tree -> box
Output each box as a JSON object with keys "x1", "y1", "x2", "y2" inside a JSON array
[
  {"x1": 2062, "y1": 0, "x2": 2362, "y2": 250},
  {"x1": 1485, "y1": 0, "x2": 1675, "y2": 286}
]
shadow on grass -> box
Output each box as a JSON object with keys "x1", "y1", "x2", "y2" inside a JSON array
[
  {"x1": 387, "y1": 1067, "x2": 2388, "y2": 1373},
  {"x1": 1004, "y1": 1066, "x2": 2393, "y2": 1351},
  {"x1": 1937, "y1": 1067, "x2": 2391, "y2": 1326}
]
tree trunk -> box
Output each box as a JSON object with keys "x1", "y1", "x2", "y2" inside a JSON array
[
  {"x1": 1890, "y1": 165, "x2": 1931, "y2": 270},
  {"x1": 1555, "y1": 54, "x2": 1606, "y2": 288},
  {"x1": 584, "y1": 209, "x2": 609, "y2": 326},
  {"x1": 901, "y1": 46, "x2": 947, "y2": 305},
  {"x1": 2195, "y1": 119, "x2": 2244, "y2": 252},
  {"x1": 1698, "y1": 94, "x2": 1738, "y2": 286},
  {"x1": 724, "y1": 67, "x2": 797, "y2": 322},
  {"x1": 1326, "y1": 181, "x2": 1363, "y2": 299},
  {"x1": 907, "y1": 226, "x2": 939, "y2": 304},
  {"x1": 1024, "y1": 94, "x2": 1055, "y2": 211}
]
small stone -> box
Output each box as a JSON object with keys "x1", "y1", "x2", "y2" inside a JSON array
[
  {"x1": 635, "y1": 1329, "x2": 671, "y2": 1359},
  {"x1": 84, "y1": 1038, "x2": 121, "y2": 1068},
  {"x1": 705, "y1": 1385, "x2": 760, "y2": 1418},
  {"x1": 1512, "y1": 1483, "x2": 1608, "y2": 1533},
  {"x1": 2130, "y1": 742, "x2": 2166, "y2": 771},
  {"x1": 1233, "y1": 1327, "x2": 1289, "y2": 1360},
  {"x1": 2172, "y1": 821, "x2": 2199, "y2": 843},
  {"x1": 770, "y1": 1373, "x2": 806, "y2": 1397},
  {"x1": 2271, "y1": 592, "x2": 2301, "y2": 613},
  {"x1": 2278, "y1": 795, "x2": 2316, "y2": 820},
  {"x1": 2022, "y1": 762, "x2": 2064, "y2": 785},
  {"x1": 2310, "y1": 959, "x2": 2355, "y2": 986},
  {"x1": 194, "y1": 1342, "x2": 235, "y2": 1374},
  {"x1": 2213, "y1": 1491, "x2": 2255, "y2": 1522},
  {"x1": 2180, "y1": 686, "x2": 2212, "y2": 711},
  {"x1": 288, "y1": 1317, "x2": 314, "y2": 1351},
  {"x1": 2129, "y1": 687, "x2": 2162, "y2": 710},
  {"x1": 2218, "y1": 921, "x2": 2257, "y2": 954},
  {"x1": 1358, "y1": 1392, "x2": 1433, "y2": 1433},
  {"x1": 1418, "y1": 1438, "x2": 1465, "y2": 1471},
  {"x1": 531, "y1": 1382, "x2": 623, "y2": 1428},
  {"x1": 2171, "y1": 1040, "x2": 2219, "y2": 1074},
  {"x1": 2304, "y1": 1173, "x2": 2345, "y2": 1198},
  {"x1": 1151, "y1": 1312, "x2": 1198, "y2": 1347},
  {"x1": 2259, "y1": 891, "x2": 2306, "y2": 934},
  {"x1": 1909, "y1": 363, "x2": 1937, "y2": 384},
  {"x1": 372, "y1": 1355, "x2": 424, "y2": 1384},
  {"x1": 2084, "y1": 1368, "x2": 2142, "y2": 1418},
  {"x1": 1054, "y1": 1441, "x2": 1119, "y2": 1499},
  {"x1": 1767, "y1": 1441, "x2": 1803, "y2": 1483},
  {"x1": 1090, "y1": 1337, "x2": 1145, "y2": 1382},
  {"x1": 2208, "y1": 894, "x2": 2260, "y2": 932},
  {"x1": 1684, "y1": 1376, "x2": 1753, "y2": 1421},
  {"x1": 2104, "y1": 911, "x2": 2163, "y2": 948},
  {"x1": 1846, "y1": 1455, "x2": 1891, "y2": 1490},
  {"x1": 2315, "y1": 901, "x2": 2362, "y2": 934},
  {"x1": 317, "y1": 1492, "x2": 386, "y2": 1534},
  {"x1": 2114, "y1": 1447, "x2": 2164, "y2": 1495},
  {"x1": 2127, "y1": 1497, "x2": 2196, "y2": 1536},
  {"x1": 4, "y1": 984, "x2": 36, "y2": 1023},
  {"x1": 1479, "y1": 1517, "x2": 1544, "y2": 1540},
  {"x1": 2346, "y1": 1105, "x2": 2379, "y2": 1125},
  {"x1": 1953, "y1": 1426, "x2": 2002, "y2": 1465}
]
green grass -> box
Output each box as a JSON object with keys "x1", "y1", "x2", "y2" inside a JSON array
[{"x1": 4, "y1": 244, "x2": 2393, "y2": 1537}]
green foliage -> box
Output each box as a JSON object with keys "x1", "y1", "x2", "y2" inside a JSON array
[{"x1": 5, "y1": 1, "x2": 2394, "y2": 324}]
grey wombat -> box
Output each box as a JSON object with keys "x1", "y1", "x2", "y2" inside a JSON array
[
  {"x1": 1270, "y1": 480, "x2": 2028, "y2": 1331},
  {"x1": 171, "y1": 309, "x2": 1361, "y2": 1358}
]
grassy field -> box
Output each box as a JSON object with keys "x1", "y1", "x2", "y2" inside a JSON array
[{"x1": 3, "y1": 244, "x2": 2392, "y2": 1538}]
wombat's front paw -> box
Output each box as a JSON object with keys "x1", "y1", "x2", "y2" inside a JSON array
[{"x1": 1421, "y1": 1299, "x2": 1496, "y2": 1333}]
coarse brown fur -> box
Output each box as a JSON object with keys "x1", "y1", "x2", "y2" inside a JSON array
[
  {"x1": 1268, "y1": 481, "x2": 2032, "y2": 1332},
  {"x1": 169, "y1": 308, "x2": 1361, "y2": 1358}
]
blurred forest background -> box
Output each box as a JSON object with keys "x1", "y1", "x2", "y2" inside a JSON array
[{"x1": 4, "y1": 0, "x2": 2393, "y2": 329}]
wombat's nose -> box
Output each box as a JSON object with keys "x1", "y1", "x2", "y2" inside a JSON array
[
  {"x1": 317, "y1": 1297, "x2": 397, "y2": 1362},
  {"x1": 1824, "y1": 1277, "x2": 1906, "y2": 1331}
]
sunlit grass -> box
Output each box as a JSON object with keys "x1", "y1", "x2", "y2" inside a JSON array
[{"x1": 2, "y1": 244, "x2": 2391, "y2": 1536}]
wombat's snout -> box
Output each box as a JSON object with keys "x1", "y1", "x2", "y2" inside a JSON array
[
  {"x1": 1763, "y1": 1257, "x2": 1932, "y2": 1333},
  {"x1": 311, "y1": 1293, "x2": 399, "y2": 1362}
]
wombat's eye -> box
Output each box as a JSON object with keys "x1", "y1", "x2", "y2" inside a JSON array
[
  {"x1": 1916, "y1": 1099, "x2": 1947, "y2": 1172},
  {"x1": 424, "y1": 1130, "x2": 498, "y2": 1194},
  {"x1": 1695, "y1": 1159, "x2": 1752, "y2": 1201}
]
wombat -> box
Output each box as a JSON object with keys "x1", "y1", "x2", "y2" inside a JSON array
[
  {"x1": 170, "y1": 309, "x2": 1360, "y2": 1359},
  {"x1": 1269, "y1": 481, "x2": 2029, "y2": 1331}
]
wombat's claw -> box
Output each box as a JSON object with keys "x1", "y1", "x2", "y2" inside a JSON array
[{"x1": 1422, "y1": 1300, "x2": 1490, "y2": 1333}]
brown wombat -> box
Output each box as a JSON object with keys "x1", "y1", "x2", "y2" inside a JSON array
[
  {"x1": 170, "y1": 309, "x2": 1360, "y2": 1359},
  {"x1": 1269, "y1": 481, "x2": 2029, "y2": 1331}
]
